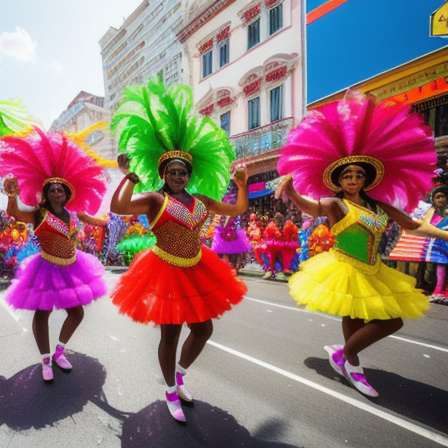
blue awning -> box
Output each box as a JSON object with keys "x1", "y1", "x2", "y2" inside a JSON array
[{"x1": 248, "y1": 189, "x2": 274, "y2": 199}]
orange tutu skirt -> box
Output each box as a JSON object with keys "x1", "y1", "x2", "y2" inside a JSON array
[{"x1": 111, "y1": 246, "x2": 247, "y2": 325}]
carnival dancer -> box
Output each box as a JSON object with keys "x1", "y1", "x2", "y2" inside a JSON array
[
  {"x1": 0, "y1": 127, "x2": 108, "y2": 381},
  {"x1": 211, "y1": 214, "x2": 252, "y2": 274},
  {"x1": 247, "y1": 212, "x2": 262, "y2": 246},
  {"x1": 389, "y1": 184, "x2": 448, "y2": 304},
  {"x1": 109, "y1": 77, "x2": 248, "y2": 423},
  {"x1": 281, "y1": 218, "x2": 300, "y2": 275},
  {"x1": 275, "y1": 90, "x2": 447, "y2": 397}
]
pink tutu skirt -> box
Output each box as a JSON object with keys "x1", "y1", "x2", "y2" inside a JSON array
[
  {"x1": 4, "y1": 250, "x2": 107, "y2": 310},
  {"x1": 211, "y1": 228, "x2": 252, "y2": 254}
]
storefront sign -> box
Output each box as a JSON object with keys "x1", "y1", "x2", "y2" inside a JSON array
[
  {"x1": 369, "y1": 62, "x2": 448, "y2": 101},
  {"x1": 430, "y1": 1, "x2": 448, "y2": 37}
]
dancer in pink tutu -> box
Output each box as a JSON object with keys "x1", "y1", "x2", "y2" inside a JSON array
[
  {"x1": 211, "y1": 215, "x2": 252, "y2": 274},
  {"x1": 0, "y1": 127, "x2": 108, "y2": 381}
]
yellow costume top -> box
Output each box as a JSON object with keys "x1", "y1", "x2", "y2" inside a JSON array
[{"x1": 288, "y1": 200, "x2": 428, "y2": 321}]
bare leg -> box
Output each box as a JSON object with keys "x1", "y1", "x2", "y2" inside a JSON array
[
  {"x1": 342, "y1": 316, "x2": 403, "y2": 366},
  {"x1": 58, "y1": 306, "x2": 84, "y2": 345},
  {"x1": 159, "y1": 324, "x2": 182, "y2": 387},
  {"x1": 342, "y1": 317, "x2": 366, "y2": 342},
  {"x1": 32, "y1": 310, "x2": 52, "y2": 355},
  {"x1": 178, "y1": 320, "x2": 213, "y2": 370}
]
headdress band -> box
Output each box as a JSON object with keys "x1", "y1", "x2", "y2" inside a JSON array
[
  {"x1": 158, "y1": 150, "x2": 193, "y2": 167},
  {"x1": 42, "y1": 177, "x2": 76, "y2": 203},
  {"x1": 323, "y1": 155, "x2": 385, "y2": 192}
]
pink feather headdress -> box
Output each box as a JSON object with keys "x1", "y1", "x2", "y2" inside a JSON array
[
  {"x1": 277, "y1": 90, "x2": 436, "y2": 213},
  {"x1": 0, "y1": 126, "x2": 108, "y2": 215}
]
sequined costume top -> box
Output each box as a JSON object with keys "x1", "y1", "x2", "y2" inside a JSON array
[
  {"x1": 34, "y1": 210, "x2": 80, "y2": 266},
  {"x1": 150, "y1": 194, "x2": 208, "y2": 267},
  {"x1": 330, "y1": 199, "x2": 388, "y2": 274}
]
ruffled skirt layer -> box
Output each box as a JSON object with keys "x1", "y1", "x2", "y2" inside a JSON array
[
  {"x1": 5, "y1": 250, "x2": 107, "y2": 310},
  {"x1": 288, "y1": 250, "x2": 429, "y2": 321},
  {"x1": 111, "y1": 246, "x2": 247, "y2": 325},
  {"x1": 211, "y1": 229, "x2": 252, "y2": 254}
]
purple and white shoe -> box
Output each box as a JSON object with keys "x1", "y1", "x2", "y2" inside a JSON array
[
  {"x1": 176, "y1": 372, "x2": 193, "y2": 402},
  {"x1": 324, "y1": 345, "x2": 345, "y2": 377},
  {"x1": 42, "y1": 357, "x2": 54, "y2": 381},
  {"x1": 343, "y1": 360, "x2": 379, "y2": 397},
  {"x1": 53, "y1": 345, "x2": 73, "y2": 370},
  {"x1": 166, "y1": 390, "x2": 186, "y2": 422}
]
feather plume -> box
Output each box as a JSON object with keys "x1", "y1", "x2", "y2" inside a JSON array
[
  {"x1": 112, "y1": 77, "x2": 235, "y2": 200},
  {"x1": 278, "y1": 90, "x2": 436, "y2": 212}
]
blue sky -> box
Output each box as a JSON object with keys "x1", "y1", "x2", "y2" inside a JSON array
[
  {"x1": 0, "y1": 0, "x2": 142, "y2": 130},
  {"x1": 306, "y1": 0, "x2": 448, "y2": 103}
]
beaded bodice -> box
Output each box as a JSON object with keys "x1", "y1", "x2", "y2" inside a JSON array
[
  {"x1": 150, "y1": 194, "x2": 208, "y2": 267},
  {"x1": 331, "y1": 200, "x2": 388, "y2": 266},
  {"x1": 34, "y1": 210, "x2": 80, "y2": 265}
]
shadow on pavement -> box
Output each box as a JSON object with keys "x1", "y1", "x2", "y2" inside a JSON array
[
  {"x1": 0, "y1": 351, "x2": 129, "y2": 430},
  {"x1": 121, "y1": 400, "x2": 300, "y2": 448},
  {"x1": 0, "y1": 352, "x2": 300, "y2": 447},
  {"x1": 305, "y1": 356, "x2": 447, "y2": 435}
]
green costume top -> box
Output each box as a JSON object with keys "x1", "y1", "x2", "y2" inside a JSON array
[{"x1": 330, "y1": 199, "x2": 389, "y2": 275}]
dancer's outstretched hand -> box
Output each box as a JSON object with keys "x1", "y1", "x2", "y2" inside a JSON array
[
  {"x1": 232, "y1": 163, "x2": 248, "y2": 187},
  {"x1": 274, "y1": 174, "x2": 293, "y2": 200},
  {"x1": 2, "y1": 175, "x2": 19, "y2": 197},
  {"x1": 117, "y1": 154, "x2": 130, "y2": 174}
]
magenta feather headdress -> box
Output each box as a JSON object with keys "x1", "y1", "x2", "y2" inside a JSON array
[
  {"x1": 0, "y1": 126, "x2": 108, "y2": 214},
  {"x1": 277, "y1": 90, "x2": 436, "y2": 213}
]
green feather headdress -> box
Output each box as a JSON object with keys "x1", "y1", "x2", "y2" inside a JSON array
[{"x1": 111, "y1": 77, "x2": 235, "y2": 200}]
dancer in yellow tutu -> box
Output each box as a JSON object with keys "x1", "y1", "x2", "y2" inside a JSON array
[{"x1": 276, "y1": 90, "x2": 448, "y2": 397}]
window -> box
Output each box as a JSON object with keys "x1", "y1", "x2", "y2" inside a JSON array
[
  {"x1": 270, "y1": 85, "x2": 283, "y2": 122},
  {"x1": 248, "y1": 97, "x2": 260, "y2": 129},
  {"x1": 220, "y1": 111, "x2": 231, "y2": 135},
  {"x1": 247, "y1": 18, "x2": 260, "y2": 49},
  {"x1": 202, "y1": 50, "x2": 213, "y2": 78},
  {"x1": 269, "y1": 4, "x2": 283, "y2": 35},
  {"x1": 219, "y1": 38, "x2": 229, "y2": 68},
  {"x1": 436, "y1": 103, "x2": 448, "y2": 137}
]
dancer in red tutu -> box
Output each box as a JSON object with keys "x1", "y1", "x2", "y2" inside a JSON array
[
  {"x1": 0, "y1": 127, "x2": 108, "y2": 382},
  {"x1": 110, "y1": 77, "x2": 248, "y2": 423}
]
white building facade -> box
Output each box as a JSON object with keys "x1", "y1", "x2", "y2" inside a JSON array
[
  {"x1": 178, "y1": 0, "x2": 305, "y2": 192},
  {"x1": 99, "y1": 0, "x2": 185, "y2": 113},
  {"x1": 49, "y1": 91, "x2": 115, "y2": 161}
]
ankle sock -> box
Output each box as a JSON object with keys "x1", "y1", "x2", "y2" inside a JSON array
[
  {"x1": 42, "y1": 354, "x2": 52, "y2": 366},
  {"x1": 166, "y1": 384, "x2": 177, "y2": 394}
]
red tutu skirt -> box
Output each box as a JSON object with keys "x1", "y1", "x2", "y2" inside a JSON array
[{"x1": 110, "y1": 245, "x2": 247, "y2": 325}]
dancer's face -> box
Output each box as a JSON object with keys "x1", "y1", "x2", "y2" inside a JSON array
[
  {"x1": 164, "y1": 162, "x2": 190, "y2": 194},
  {"x1": 433, "y1": 192, "x2": 447, "y2": 208},
  {"x1": 47, "y1": 183, "x2": 67, "y2": 207},
  {"x1": 339, "y1": 165, "x2": 366, "y2": 195}
]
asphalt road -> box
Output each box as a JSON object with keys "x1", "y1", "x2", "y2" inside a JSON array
[{"x1": 0, "y1": 271, "x2": 447, "y2": 448}]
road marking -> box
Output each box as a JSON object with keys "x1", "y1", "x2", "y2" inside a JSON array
[
  {"x1": 0, "y1": 294, "x2": 27, "y2": 331},
  {"x1": 244, "y1": 296, "x2": 448, "y2": 353},
  {"x1": 208, "y1": 340, "x2": 448, "y2": 447}
]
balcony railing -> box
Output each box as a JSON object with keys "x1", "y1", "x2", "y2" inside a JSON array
[{"x1": 229, "y1": 117, "x2": 294, "y2": 160}]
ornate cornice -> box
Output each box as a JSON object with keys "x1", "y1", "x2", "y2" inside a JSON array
[{"x1": 177, "y1": 0, "x2": 236, "y2": 43}]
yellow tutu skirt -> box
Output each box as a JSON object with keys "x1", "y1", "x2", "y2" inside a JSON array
[{"x1": 288, "y1": 250, "x2": 429, "y2": 321}]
